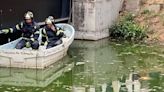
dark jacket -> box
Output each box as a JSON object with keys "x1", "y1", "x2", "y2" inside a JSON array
[
  {"x1": 41, "y1": 25, "x2": 64, "y2": 45},
  {"x1": 2, "y1": 21, "x2": 40, "y2": 41}
]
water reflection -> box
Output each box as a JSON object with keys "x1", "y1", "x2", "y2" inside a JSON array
[
  {"x1": 69, "y1": 39, "x2": 164, "y2": 92},
  {"x1": 0, "y1": 55, "x2": 74, "y2": 91}
]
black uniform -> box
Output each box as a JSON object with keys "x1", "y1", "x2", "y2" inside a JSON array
[
  {"x1": 41, "y1": 25, "x2": 64, "y2": 49},
  {"x1": 2, "y1": 21, "x2": 40, "y2": 49}
]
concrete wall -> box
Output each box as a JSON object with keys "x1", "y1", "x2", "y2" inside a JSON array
[{"x1": 73, "y1": 0, "x2": 123, "y2": 40}]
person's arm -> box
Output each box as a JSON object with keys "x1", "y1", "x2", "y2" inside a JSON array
[
  {"x1": 0, "y1": 22, "x2": 23, "y2": 34},
  {"x1": 56, "y1": 28, "x2": 64, "y2": 38},
  {"x1": 31, "y1": 25, "x2": 40, "y2": 42},
  {"x1": 51, "y1": 25, "x2": 64, "y2": 38},
  {"x1": 41, "y1": 28, "x2": 48, "y2": 46}
]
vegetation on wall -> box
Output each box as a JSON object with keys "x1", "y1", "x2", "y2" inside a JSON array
[{"x1": 109, "y1": 13, "x2": 148, "y2": 42}]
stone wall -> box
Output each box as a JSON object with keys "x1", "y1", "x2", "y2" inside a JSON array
[
  {"x1": 124, "y1": 0, "x2": 141, "y2": 13},
  {"x1": 124, "y1": 0, "x2": 164, "y2": 13},
  {"x1": 72, "y1": 0, "x2": 123, "y2": 40}
]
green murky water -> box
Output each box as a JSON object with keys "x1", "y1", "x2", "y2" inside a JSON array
[{"x1": 0, "y1": 38, "x2": 164, "y2": 92}]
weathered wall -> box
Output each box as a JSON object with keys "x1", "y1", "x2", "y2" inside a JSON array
[
  {"x1": 124, "y1": 0, "x2": 141, "y2": 13},
  {"x1": 73, "y1": 0, "x2": 123, "y2": 40}
]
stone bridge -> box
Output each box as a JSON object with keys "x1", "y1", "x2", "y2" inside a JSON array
[{"x1": 73, "y1": 0, "x2": 123, "y2": 40}]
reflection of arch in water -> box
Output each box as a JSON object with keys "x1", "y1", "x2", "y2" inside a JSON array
[{"x1": 0, "y1": 55, "x2": 74, "y2": 87}]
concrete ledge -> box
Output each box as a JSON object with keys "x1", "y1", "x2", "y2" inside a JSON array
[{"x1": 74, "y1": 29, "x2": 109, "y2": 40}]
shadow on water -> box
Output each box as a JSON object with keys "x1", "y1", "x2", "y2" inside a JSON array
[{"x1": 0, "y1": 38, "x2": 164, "y2": 92}]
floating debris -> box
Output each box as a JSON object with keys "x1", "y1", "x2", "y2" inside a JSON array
[
  {"x1": 86, "y1": 60, "x2": 90, "y2": 62},
  {"x1": 11, "y1": 87, "x2": 15, "y2": 89},
  {"x1": 109, "y1": 63, "x2": 114, "y2": 65},
  {"x1": 150, "y1": 52, "x2": 158, "y2": 55},
  {"x1": 14, "y1": 88, "x2": 21, "y2": 92},
  {"x1": 157, "y1": 86, "x2": 162, "y2": 90},
  {"x1": 140, "y1": 77, "x2": 151, "y2": 80},
  {"x1": 7, "y1": 88, "x2": 11, "y2": 90},
  {"x1": 76, "y1": 62, "x2": 85, "y2": 65},
  {"x1": 115, "y1": 44, "x2": 122, "y2": 46},
  {"x1": 121, "y1": 52, "x2": 134, "y2": 55},
  {"x1": 51, "y1": 89, "x2": 54, "y2": 91},
  {"x1": 140, "y1": 51, "x2": 146, "y2": 54},
  {"x1": 4, "y1": 91, "x2": 10, "y2": 92},
  {"x1": 35, "y1": 88, "x2": 40, "y2": 91},
  {"x1": 158, "y1": 54, "x2": 164, "y2": 58}
]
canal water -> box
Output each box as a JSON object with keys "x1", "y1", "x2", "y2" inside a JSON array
[{"x1": 0, "y1": 38, "x2": 164, "y2": 92}]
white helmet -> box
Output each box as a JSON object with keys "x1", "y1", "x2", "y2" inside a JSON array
[
  {"x1": 45, "y1": 16, "x2": 55, "y2": 24},
  {"x1": 48, "y1": 16, "x2": 55, "y2": 23},
  {"x1": 24, "y1": 11, "x2": 34, "y2": 19},
  {"x1": 45, "y1": 18, "x2": 52, "y2": 24}
]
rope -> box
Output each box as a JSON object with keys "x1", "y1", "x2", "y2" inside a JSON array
[{"x1": 35, "y1": 51, "x2": 38, "y2": 69}]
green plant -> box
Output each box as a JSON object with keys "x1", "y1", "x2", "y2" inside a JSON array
[
  {"x1": 141, "y1": 9, "x2": 151, "y2": 14},
  {"x1": 109, "y1": 13, "x2": 148, "y2": 42}
]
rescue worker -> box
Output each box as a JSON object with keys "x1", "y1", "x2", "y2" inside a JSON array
[
  {"x1": 41, "y1": 16, "x2": 64, "y2": 49},
  {"x1": 0, "y1": 11, "x2": 40, "y2": 50}
]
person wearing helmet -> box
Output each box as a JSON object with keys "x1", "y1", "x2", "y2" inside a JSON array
[
  {"x1": 0, "y1": 11, "x2": 40, "y2": 50},
  {"x1": 41, "y1": 16, "x2": 64, "y2": 49}
]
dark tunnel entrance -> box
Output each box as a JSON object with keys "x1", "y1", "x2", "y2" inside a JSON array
[{"x1": 0, "y1": 0, "x2": 71, "y2": 45}]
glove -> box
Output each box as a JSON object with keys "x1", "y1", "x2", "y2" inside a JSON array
[
  {"x1": 30, "y1": 38, "x2": 35, "y2": 42},
  {"x1": 56, "y1": 29, "x2": 64, "y2": 36},
  {"x1": 44, "y1": 41, "x2": 48, "y2": 46},
  {"x1": 26, "y1": 42, "x2": 31, "y2": 48},
  {"x1": 0, "y1": 29, "x2": 9, "y2": 34},
  {"x1": 41, "y1": 41, "x2": 48, "y2": 46}
]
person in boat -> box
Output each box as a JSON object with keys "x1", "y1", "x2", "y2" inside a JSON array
[
  {"x1": 0, "y1": 11, "x2": 40, "y2": 50},
  {"x1": 41, "y1": 16, "x2": 64, "y2": 49}
]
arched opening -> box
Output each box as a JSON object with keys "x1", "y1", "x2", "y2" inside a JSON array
[{"x1": 0, "y1": 0, "x2": 72, "y2": 44}]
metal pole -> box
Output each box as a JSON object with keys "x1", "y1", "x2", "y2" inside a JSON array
[{"x1": 68, "y1": 0, "x2": 72, "y2": 23}]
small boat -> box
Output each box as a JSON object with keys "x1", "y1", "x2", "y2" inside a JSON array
[{"x1": 0, "y1": 23, "x2": 75, "y2": 69}]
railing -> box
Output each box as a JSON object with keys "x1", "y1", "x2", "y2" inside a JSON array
[{"x1": 38, "y1": 17, "x2": 69, "y2": 26}]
